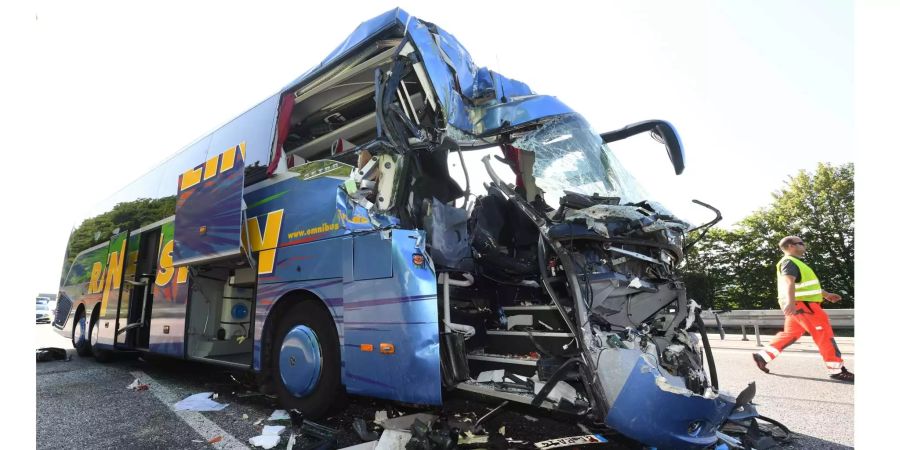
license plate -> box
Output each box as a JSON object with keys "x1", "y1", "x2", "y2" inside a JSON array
[{"x1": 534, "y1": 434, "x2": 608, "y2": 449}]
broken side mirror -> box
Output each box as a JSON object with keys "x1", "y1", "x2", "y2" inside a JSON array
[{"x1": 599, "y1": 120, "x2": 685, "y2": 175}]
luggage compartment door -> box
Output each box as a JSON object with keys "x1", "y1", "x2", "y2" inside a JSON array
[{"x1": 173, "y1": 144, "x2": 246, "y2": 266}]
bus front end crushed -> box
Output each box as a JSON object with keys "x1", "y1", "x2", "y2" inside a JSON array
[{"x1": 331, "y1": 10, "x2": 767, "y2": 448}]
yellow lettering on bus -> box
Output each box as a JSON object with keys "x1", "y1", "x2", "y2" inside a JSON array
[
  {"x1": 100, "y1": 239, "x2": 128, "y2": 316},
  {"x1": 156, "y1": 239, "x2": 190, "y2": 287},
  {"x1": 220, "y1": 147, "x2": 237, "y2": 173},
  {"x1": 180, "y1": 166, "x2": 203, "y2": 192},
  {"x1": 203, "y1": 155, "x2": 219, "y2": 181},
  {"x1": 219, "y1": 142, "x2": 245, "y2": 173},
  {"x1": 246, "y1": 209, "x2": 284, "y2": 275},
  {"x1": 89, "y1": 261, "x2": 104, "y2": 294}
]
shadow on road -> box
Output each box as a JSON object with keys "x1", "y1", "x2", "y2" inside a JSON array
[
  {"x1": 788, "y1": 433, "x2": 854, "y2": 449},
  {"x1": 769, "y1": 373, "x2": 850, "y2": 385}
]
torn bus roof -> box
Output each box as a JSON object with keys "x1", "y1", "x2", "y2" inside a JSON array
[{"x1": 281, "y1": 8, "x2": 574, "y2": 139}]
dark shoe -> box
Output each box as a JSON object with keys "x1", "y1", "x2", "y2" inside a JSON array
[
  {"x1": 752, "y1": 353, "x2": 770, "y2": 373},
  {"x1": 830, "y1": 367, "x2": 854, "y2": 383}
]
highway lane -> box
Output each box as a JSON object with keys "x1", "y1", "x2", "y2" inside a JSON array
[
  {"x1": 707, "y1": 334, "x2": 855, "y2": 449},
  {"x1": 37, "y1": 324, "x2": 854, "y2": 449}
]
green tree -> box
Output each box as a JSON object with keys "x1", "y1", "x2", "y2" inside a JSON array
[
  {"x1": 62, "y1": 196, "x2": 176, "y2": 277},
  {"x1": 683, "y1": 163, "x2": 854, "y2": 309}
]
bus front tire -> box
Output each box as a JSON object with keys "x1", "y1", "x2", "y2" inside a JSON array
[
  {"x1": 72, "y1": 310, "x2": 92, "y2": 357},
  {"x1": 271, "y1": 301, "x2": 343, "y2": 419}
]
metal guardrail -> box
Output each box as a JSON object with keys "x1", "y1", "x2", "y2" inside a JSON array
[{"x1": 700, "y1": 309, "x2": 854, "y2": 346}]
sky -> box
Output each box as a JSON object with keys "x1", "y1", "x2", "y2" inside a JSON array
[
  {"x1": 4, "y1": 0, "x2": 854, "y2": 299},
  {"x1": 3, "y1": 1, "x2": 897, "y2": 446}
]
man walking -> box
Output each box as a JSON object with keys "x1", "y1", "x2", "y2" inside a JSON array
[{"x1": 752, "y1": 236, "x2": 854, "y2": 382}]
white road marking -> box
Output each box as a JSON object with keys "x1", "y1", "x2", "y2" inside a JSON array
[{"x1": 131, "y1": 370, "x2": 249, "y2": 449}]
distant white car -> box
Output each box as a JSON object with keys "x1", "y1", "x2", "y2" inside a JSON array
[{"x1": 36, "y1": 302, "x2": 51, "y2": 324}]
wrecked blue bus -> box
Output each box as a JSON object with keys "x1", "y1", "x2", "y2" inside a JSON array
[{"x1": 55, "y1": 8, "x2": 761, "y2": 449}]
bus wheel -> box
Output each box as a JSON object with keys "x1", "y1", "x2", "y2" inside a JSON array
[
  {"x1": 89, "y1": 316, "x2": 112, "y2": 363},
  {"x1": 72, "y1": 310, "x2": 92, "y2": 357},
  {"x1": 271, "y1": 301, "x2": 343, "y2": 419}
]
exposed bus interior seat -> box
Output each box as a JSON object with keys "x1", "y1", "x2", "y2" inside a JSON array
[
  {"x1": 470, "y1": 185, "x2": 541, "y2": 287},
  {"x1": 186, "y1": 265, "x2": 255, "y2": 366}
]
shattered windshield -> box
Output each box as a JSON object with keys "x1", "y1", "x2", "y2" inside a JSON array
[{"x1": 515, "y1": 115, "x2": 654, "y2": 209}]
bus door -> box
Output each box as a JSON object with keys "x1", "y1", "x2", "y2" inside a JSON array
[
  {"x1": 117, "y1": 227, "x2": 161, "y2": 350},
  {"x1": 94, "y1": 230, "x2": 129, "y2": 349}
]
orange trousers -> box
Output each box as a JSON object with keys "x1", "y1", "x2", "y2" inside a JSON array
[{"x1": 757, "y1": 301, "x2": 844, "y2": 374}]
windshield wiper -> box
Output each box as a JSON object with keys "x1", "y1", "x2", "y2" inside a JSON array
[{"x1": 683, "y1": 199, "x2": 722, "y2": 253}]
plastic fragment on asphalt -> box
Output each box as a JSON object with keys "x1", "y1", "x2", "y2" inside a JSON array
[
  {"x1": 262, "y1": 425, "x2": 286, "y2": 435},
  {"x1": 499, "y1": 426, "x2": 505, "y2": 436},
  {"x1": 243, "y1": 414, "x2": 249, "y2": 420},
  {"x1": 340, "y1": 442, "x2": 377, "y2": 450},
  {"x1": 457, "y1": 431, "x2": 489, "y2": 445},
  {"x1": 126, "y1": 379, "x2": 150, "y2": 391},
  {"x1": 374, "y1": 429, "x2": 412, "y2": 450},
  {"x1": 268, "y1": 409, "x2": 291, "y2": 421},
  {"x1": 249, "y1": 434, "x2": 281, "y2": 449},
  {"x1": 173, "y1": 392, "x2": 228, "y2": 411},
  {"x1": 285, "y1": 433, "x2": 296, "y2": 450},
  {"x1": 380, "y1": 413, "x2": 438, "y2": 431},
  {"x1": 374, "y1": 410, "x2": 389, "y2": 425},
  {"x1": 353, "y1": 417, "x2": 380, "y2": 441},
  {"x1": 208, "y1": 436, "x2": 222, "y2": 444}
]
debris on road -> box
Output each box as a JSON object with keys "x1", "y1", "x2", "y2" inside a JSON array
[
  {"x1": 373, "y1": 429, "x2": 412, "y2": 450},
  {"x1": 173, "y1": 392, "x2": 228, "y2": 411},
  {"x1": 406, "y1": 418, "x2": 457, "y2": 450},
  {"x1": 379, "y1": 413, "x2": 438, "y2": 431},
  {"x1": 126, "y1": 379, "x2": 149, "y2": 391},
  {"x1": 242, "y1": 414, "x2": 249, "y2": 420},
  {"x1": 523, "y1": 415, "x2": 539, "y2": 422},
  {"x1": 248, "y1": 434, "x2": 280, "y2": 449},
  {"x1": 340, "y1": 442, "x2": 377, "y2": 450},
  {"x1": 352, "y1": 418, "x2": 379, "y2": 441},
  {"x1": 208, "y1": 436, "x2": 222, "y2": 444},
  {"x1": 261, "y1": 425, "x2": 286, "y2": 436},
  {"x1": 36, "y1": 347, "x2": 69, "y2": 362},
  {"x1": 474, "y1": 400, "x2": 509, "y2": 428},
  {"x1": 373, "y1": 410, "x2": 389, "y2": 426},
  {"x1": 268, "y1": 409, "x2": 291, "y2": 421},
  {"x1": 457, "y1": 431, "x2": 488, "y2": 445},
  {"x1": 249, "y1": 424, "x2": 288, "y2": 449},
  {"x1": 285, "y1": 433, "x2": 296, "y2": 450},
  {"x1": 288, "y1": 409, "x2": 339, "y2": 449}
]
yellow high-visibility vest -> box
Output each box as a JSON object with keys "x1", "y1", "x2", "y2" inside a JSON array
[{"x1": 776, "y1": 255, "x2": 823, "y2": 304}]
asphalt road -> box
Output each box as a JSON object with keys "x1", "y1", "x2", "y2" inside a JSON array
[{"x1": 36, "y1": 324, "x2": 854, "y2": 449}]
